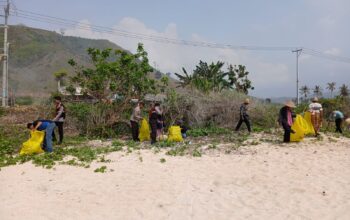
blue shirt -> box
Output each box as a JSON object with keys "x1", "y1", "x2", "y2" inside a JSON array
[
  {"x1": 33, "y1": 120, "x2": 53, "y2": 131},
  {"x1": 333, "y1": 111, "x2": 344, "y2": 119}
]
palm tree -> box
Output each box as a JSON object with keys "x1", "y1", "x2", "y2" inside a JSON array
[
  {"x1": 326, "y1": 82, "x2": 336, "y2": 98},
  {"x1": 174, "y1": 67, "x2": 193, "y2": 89},
  {"x1": 313, "y1": 85, "x2": 323, "y2": 98},
  {"x1": 193, "y1": 60, "x2": 228, "y2": 92},
  {"x1": 339, "y1": 84, "x2": 349, "y2": 97},
  {"x1": 299, "y1": 85, "x2": 310, "y2": 101},
  {"x1": 54, "y1": 69, "x2": 68, "y2": 92}
]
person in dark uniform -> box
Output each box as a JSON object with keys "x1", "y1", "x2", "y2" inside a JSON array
[
  {"x1": 52, "y1": 96, "x2": 65, "y2": 144},
  {"x1": 149, "y1": 103, "x2": 160, "y2": 144},
  {"x1": 235, "y1": 98, "x2": 251, "y2": 133}
]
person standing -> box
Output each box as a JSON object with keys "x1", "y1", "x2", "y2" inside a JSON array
[
  {"x1": 333, "y1": 110, "x2": 344, "y2": 133},
  {"x1": 155, "y1": 103, "x2": 165, "y2": 140},
  {"x1": 149, "y1": 103, "x2": 159, "y2": 144},
  {"x1": 309, "y1": 97, "x2": 323, "y2": 136},
  {"x1": 235, "y1": 98, "x2": 251, "y2": 133},
  {"x1": 279, "y1": 100, "x2": 296, "y2": 143},
  {"x1": 52, "y1": 96, "x2": 65, "y2": 145},
  {"x1": 130, "y1": 101, "x2": 144, "y2": 141},
  {"x1": 27, "y1": 120, "x2": 56, "y2": 152}
]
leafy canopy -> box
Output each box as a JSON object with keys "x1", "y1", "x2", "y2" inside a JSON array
[
  {"x1": 67, "y1": 43, "x2": 156, "y2": 101},
  {"x1": 175, "y1": 60, "x2": 254, "y2": 94}
]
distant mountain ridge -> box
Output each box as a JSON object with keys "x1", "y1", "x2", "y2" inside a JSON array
[{"x1": 2, "y1": 25, "x2": 171, "y2": 97}]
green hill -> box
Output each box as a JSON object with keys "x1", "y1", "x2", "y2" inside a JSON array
[{"x1": 3, "y1": 25, "x2": 169, "y2": 97}]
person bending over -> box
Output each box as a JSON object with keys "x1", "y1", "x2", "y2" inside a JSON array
[{"x1": 27, "y1": 120, "x2": 56, "y2": 152}]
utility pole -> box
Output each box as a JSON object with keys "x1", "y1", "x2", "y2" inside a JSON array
[
  {"x1": 1, "y1": 0, "x2": 9, "y2": 107},
  {"x1": 292, "y1": 48, "x2": 302, "y2": 105}
]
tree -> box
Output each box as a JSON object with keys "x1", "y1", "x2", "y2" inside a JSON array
[
  {"x1": 53, "y1": 69, "x2": 68, "y2": 92},
  {"x1": 175, "y1": 61, "x2": 254, "y2": 94},
  {"x1": 193, "y1": 61, "x2": 229, "y2": 92},
  {"x1": 299, "y1": 85, "x2": 310, "y2": 101},
  {"x1": 68, "y1": 43, "x2": 155, "y2": 102},
  {"x1": 326, "y1": 82, "x2": 336, "y2": 98},
  {"x1": 174, "y1": 67, "x2": 193, "y2": 89},
  {"x1": 66, "y1": 43, "x2": 156, "y2": 129},
  {"x1": 339, "y1": 84, "x2": 349, "y2": 97},
  {"x1": 227, "y1": 64, "x2": 254, "y2": 94},
  {"x1": 313, "y1": 85, "x2": 323, "y2": 98}
]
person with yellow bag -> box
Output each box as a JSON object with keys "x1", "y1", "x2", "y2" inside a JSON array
[
  {"x1": 278, "y1": 100, "x2": 296, "y2": 143},
  {"x1": 27, "y1": 119, "x2": 56, "y2": 152}
]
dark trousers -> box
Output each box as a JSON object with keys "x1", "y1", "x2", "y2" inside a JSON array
[
  {"x1": 52, "y1": 121, "x2": 64, "y2": 143},
  {"x1": 130, "y1": 120, "x2": 140, "y2": 141},
  {"x1": 235, "y1": 117, "x2": 251, "y2": 132},
  {"x1": 335, "y1": 118, "x2": 343, "y2": 133},
  {"x1": 282, "y1": 124, "x2": 291, "y2": 143},
  {"x1": 150, "y1": 119, "x2": 157, "y2": 144},
  {"x1": 52, "y1": 122, "x2": 64, "y2": 144}
]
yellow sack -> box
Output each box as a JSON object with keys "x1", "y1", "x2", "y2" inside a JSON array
[
  {"x1": 167, "y1": 126, "x2": 183, "y2": 142},
  {"x1": 303, "y1": 111, "x2": 316, "y2": 135},
  {"x1": 138, "y1": 119, "x2": 150, "y2": 142},
  {"x1": 20, "y1": 130, "x2": 45, "y2": 155},
  {"x1": 290, "y1": 114, "x2": 308, "y2": 142}
]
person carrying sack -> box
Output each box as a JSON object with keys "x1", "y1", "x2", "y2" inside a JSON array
[
  {"x1": 27, "y1": 120, "x2": 56, "y2": 153},
  {"x1": 235, "y1": 98, "x2": 251, "y2": 133},
  {"x1": 279, "y1": 100, "x2": 296, "y2": 143}
]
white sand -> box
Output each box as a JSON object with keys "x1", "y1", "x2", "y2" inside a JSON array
[{"x1": 1, "y1": 138, "x2": 350, "y2": 220}]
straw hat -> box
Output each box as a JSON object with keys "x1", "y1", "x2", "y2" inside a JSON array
[
  {"x1": 345, "y1": 118, "x2": 350, "y2": 125},
  {"x1": 244, "y1": 98, "x2": 250, "y2": 104},
  {"x1": 284, "y1": 100, "x2": 296, "y2": 108},
  {"x1": 312, "y1": 97, "x2": 319, "y2": 102}
]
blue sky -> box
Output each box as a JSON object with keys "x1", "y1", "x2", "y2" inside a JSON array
[{"x1": 10, "y1": 0, "x2": 350, "y2": 98}]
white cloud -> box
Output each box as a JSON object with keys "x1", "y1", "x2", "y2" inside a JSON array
[
  {"x1": 318, "y1": 16, "x2": 336, "y2": 28},
  {"x1": 64, "y1": 17, "x2": 294, "y2": 97},
  {"x1": 324, "y1": 47, "x2": 341, "y2": 56}
]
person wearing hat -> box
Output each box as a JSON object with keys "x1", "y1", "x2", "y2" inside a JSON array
[
  {"x1": 235, "y1": 98, "x2": 251, "y2": 133},
  {"x1": 279, "y1": 100, "x2": 296, "y2": 143},
  {"x1": 309, "y1": 97, "x2": 323, "y2": 136}
]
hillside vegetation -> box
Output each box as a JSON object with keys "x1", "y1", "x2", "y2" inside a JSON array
[{"x1": 2, "y1": 25, "x2": 123, "y2": 96}]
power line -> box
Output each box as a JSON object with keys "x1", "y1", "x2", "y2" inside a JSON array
[
  {"x1": 8, "y1": 8, "x2": 350, "y2": 64},
  {"x1": 10, "y1": 9, "x2": 298, "y2": 51}
]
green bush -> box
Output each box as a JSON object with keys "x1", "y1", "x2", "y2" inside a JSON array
[
  {"x1": 250, "y1": 103, "x2": 281, "y2": 130},
  {"x1": 15, "y1": 96, "x2": 34, "y2": 105},
  {"x1": 67, "y1": 102, "x2": 131, "y2": 138},
  {"x1": 0, "y1": 107, "x2": 5, "y2": 117}
]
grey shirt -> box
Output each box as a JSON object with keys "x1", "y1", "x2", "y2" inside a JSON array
[{"x1": 130, "y1": 105, "x2": 142, "y2": 122}]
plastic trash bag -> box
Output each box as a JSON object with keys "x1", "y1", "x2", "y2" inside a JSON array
[
  {"x1": 138, "y1": 119, "x2": 151, "y2": 142},
  {"x1": 303, "y1": 111, "x2": 316, "y2": 135},
  {"x1": 167, "y1": 126, "x2": 183, "y2": 142},
  {"x1": 290, "y1": 114, "x2": 309, "y2": 142},
  {"x1": 20, "y1": 130, "x2": 45, "y2": 155}
]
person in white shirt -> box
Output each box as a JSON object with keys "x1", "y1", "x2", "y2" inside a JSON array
[
  {"x1": 309, "y1": 97, "x2": 323, "y2": 136},
  {"x1": 130, "y1": 101, "x2": 144, "y2": 141}
]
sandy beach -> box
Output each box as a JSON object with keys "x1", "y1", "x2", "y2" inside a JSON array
[{"x1": 1, "y1": 137, "x2": 350, "y2": 220}]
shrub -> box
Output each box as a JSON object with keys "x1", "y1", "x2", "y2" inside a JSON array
[{"x1": 15, "y1": 96, "x2": 34, "y2": 106}]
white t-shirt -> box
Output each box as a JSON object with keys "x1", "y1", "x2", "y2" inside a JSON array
[{"x1": 309, "y1": 102, "x2": 323, "y2": 113}]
